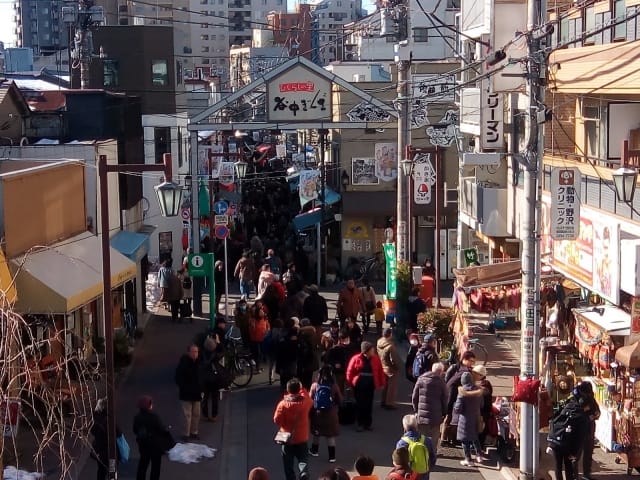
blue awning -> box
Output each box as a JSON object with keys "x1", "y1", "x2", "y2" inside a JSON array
[
  {"x1": 292, "y1": 208, "x2": 322, "y2": 232},
  {"x1": 320, "y1": 187, "x2": 341, "y2": 206},
  {"x1": 111, "y1": 230, "x2": 150, "y2": 262}
]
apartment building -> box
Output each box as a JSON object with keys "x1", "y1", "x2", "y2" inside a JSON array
[{"x1": 312, "y1": 0, "x2": 367, "y2": 64}]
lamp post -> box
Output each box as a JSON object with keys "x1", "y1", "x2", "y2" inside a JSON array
[
  {"x1": 612, "y1": 167, "x2": 637, "y2": 204},
  {"x1": 98, "y1": 153, "x2": 182, "y2": 480}
]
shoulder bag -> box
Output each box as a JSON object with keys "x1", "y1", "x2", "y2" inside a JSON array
[{"x1": 274, "y1": 410, "x2": 301, "y2": 445}]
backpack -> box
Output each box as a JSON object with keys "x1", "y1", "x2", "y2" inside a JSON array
[
  {"x1": 388, "y1": 471, "x2": 418, "y2": 480},
  {"x1": 412, "y1": 351, "x2": 427, "y2": 379},
  {"x1": 401, "y1": 435, "x2": 430, "y2": 474},
  {"x1": 547, "y1": 404, "x2": 581, "y2": 448},
  {"x1": 313, "y1": 384, "x2": 333, "y2": 411}
]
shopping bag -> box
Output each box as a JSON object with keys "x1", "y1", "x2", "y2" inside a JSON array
[
  {"x1": 116, "y1": 434, "x2": 130, "y2": 463},
  {"x1": 274, "y1": 431, "x2": 292, "y2": 445}
]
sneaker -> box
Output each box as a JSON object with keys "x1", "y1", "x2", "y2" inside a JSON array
[
  {"x1": 476, "y1": 455, "x2": 487, "y2": 463},
  {"x1": 309, "y1": 447, "x2": 319, "y2": 457},
  {"x1": 460, "y1": 459, "x2": 474, "y2": 467},
  {"x1": 329, "y1": 458, "x2": 336, "y2": 463}
]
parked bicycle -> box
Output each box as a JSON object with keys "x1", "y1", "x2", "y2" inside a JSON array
[{"x1": 223, "y1": 324, "x2": 253, "y2": 388}]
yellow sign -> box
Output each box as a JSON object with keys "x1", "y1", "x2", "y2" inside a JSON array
[{"x1": 343, "y1": 221, "x2": 369, "y2": 239}]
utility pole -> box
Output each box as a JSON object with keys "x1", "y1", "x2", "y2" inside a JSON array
[
  {"x1": 519, "y1": 0, "x2": 546, "y2": 475},
  {"x1": 319, "y1": 128, "x2": 328, "y2": 286},
  {"x1": 66, "y1": 0, "x2": 105, "y2": 89}
]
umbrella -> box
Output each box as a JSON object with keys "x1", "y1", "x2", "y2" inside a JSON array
[{"x1": 615, "y1": 341, "x2": 640, "y2": 368}]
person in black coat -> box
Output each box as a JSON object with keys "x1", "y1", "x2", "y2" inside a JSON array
[
  {"x1": 174, "y1": 344, "x2": 203, "y2": 440},
  {"x1": 406, "y1": 287, "x2": 426, "y2": 333},
  {"x1": 548, "y1": 393, "x2": 590, "y2": 480},
  {"x1": 275, "y1": 318, "x2": 300, "y2": 394},
  {"x1": 303, "y1": 285, "x2": 329, "y2": 330},
  {"x1": 443, "y1": 350, "x2": 476, "y2": 445},
  {"x1": 90, "y1": 398, "x2": 122, "y2": 480},
  {"x1": 133, "y1": 395, "x2": 170, "y2": 480}
]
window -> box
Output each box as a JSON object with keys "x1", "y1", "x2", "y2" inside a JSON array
[
  {"x1": 202, "y1": 58, "x2": 210, "y2": 64},
  {"x1": 584, "y1": 6, "x2": 595, "y2": 44},
  {"x1": 201, "y1": 34, "x2": 209, "y2": 40},
  {"x1": 103, "y1": 59, "x2": 119, "y2": 87},
  {"x1": 447, "y1": 0, "x2": 460, "y2": 9},
  {"x1": 614, "y1": 0, "x2": 626, "y2": 39},
  {"x1": 152, "y1": 59, "x2": 168, "y2": 86},
  {"x1": 413, "y1": 27, "x2": 429, "y2": 42},
  {"x1": 211, "y1": 34, "x2": 217, "y2": 40},
  {"x1": 176, "y1": 60, "x2": 183, "y2": 85},
  {"x1": 337, "y1": 1, "x2": 342, "y2": 5},
  {"x1": 201, "y1": 0, "x2": 208, "y2": 3},
  {"x1": 154, "y1": 127, "x2": 171, "y2": 164},
  {"x1": 202, "y1": 46, "x2": 210, "y2": 52}
]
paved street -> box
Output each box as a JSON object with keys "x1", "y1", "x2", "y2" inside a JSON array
[{"x1": 74, "y1": 286, "x2": 631, "y2": 480}]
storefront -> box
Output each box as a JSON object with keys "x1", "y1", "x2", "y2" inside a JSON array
[{"x1": 11, "y1": 232, "x2": 136, "y2": 361}]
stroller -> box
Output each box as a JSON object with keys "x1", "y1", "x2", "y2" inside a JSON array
[{"x1": 486, "y1": 397, "x2": 517, "y2": 464}]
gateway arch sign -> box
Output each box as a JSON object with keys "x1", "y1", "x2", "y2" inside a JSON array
[{"x1": 267, "y1": 65, "x2": 332, "y2": 122}]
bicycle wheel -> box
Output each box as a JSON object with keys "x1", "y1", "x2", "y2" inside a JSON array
[{"x1": 232, "y1": 357, "x2": 253, "y2": 387}]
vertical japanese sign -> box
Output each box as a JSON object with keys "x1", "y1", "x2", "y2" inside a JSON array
[
  {"x1": 413, "y1": 153, "x2": 436, "y2": 205},
  {"x1": 267, "y1": 66, "x2": 331, "y2": 122},
  {"x1": 480, "y1": 91, "x2": 504, "y2": 150},
  {"x1": 550, "y1": 168, "x2": 581, "y2": 240},
  {"x1": 299, "y1": 169, "x2": 320, "y2": 207},
  {"x1": 384, "y1": 243, "x2": 397, "y2": 299}
]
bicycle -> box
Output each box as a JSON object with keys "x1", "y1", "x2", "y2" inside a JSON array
[{"x1": 224, "y1": 326, "x2": 253, "y2": 388}]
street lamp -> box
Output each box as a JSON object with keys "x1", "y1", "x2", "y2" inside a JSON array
[
  {"x1": 612, "y1": 167, "x2": 637, "y2": 203},
  {"x1": 341, "y1": 170, "x2": 350, "y2": 190},
  {"x1": 98, "y1": 153, "x2": 181, "y2": 480},
  {"x1": 234, "y1": 159, "x2": 248, "y2": 180},
  {"x1": 400, "y1": 158, "x2": 413, "y2": 176}
]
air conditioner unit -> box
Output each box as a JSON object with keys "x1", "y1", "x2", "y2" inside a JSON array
[
  {"x1": 353, "y1": 74, "x2": 365, "y2": 82},
  {"x1": 345, "y1": 52, "x2": 355, "y2": 60},
  {"x1": 580, "y1": 98, "x2": 600, "y2": 121}
]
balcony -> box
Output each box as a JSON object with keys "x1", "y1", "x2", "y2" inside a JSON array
[{"x1": 460, "y1": 177, "x2": 508, "y2": 237}]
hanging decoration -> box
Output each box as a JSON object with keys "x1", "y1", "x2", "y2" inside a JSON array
[
  {"x1": 575, "y1": 314, "x2": 604, "y2": 346},
  {"x1": 218, "y1": 162, "x2": 236, "y2": 191}
]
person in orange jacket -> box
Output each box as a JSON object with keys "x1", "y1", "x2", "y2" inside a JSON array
[
  {"x1": 273, "y1": 378, "x2": 314, "y2": 480},
  {"x1": 346, "y1": 341, "x2": 386, "y2": 432},
  {"x1": 248, "y1": 302, "x2": 270, "y2": 372}
]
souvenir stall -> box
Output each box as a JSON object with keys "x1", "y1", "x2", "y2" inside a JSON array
[
  {"x1": 610, "y1": 342, "x2": 640, "y2": 474},
  {"x1": 571, "y1": 306, "x2": 631, "y2": 454}
]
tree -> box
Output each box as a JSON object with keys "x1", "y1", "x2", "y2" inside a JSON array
[{"x1": 0, "y1": 293, "x2": 101, "y2": 479}]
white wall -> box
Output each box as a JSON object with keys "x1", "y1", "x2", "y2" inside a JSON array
[{"x1": 609, "y1": 103, "x2": 640, "y2": 159}]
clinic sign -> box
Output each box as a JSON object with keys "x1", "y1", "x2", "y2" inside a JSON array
[
  {"x1": 267, "y1": 66, "x2": 332, "y2": 122},
  {"x1": 480, "y1": 90, "x2": 504, "y2": 150},
  {"x1": 550, "y1": 168, "x2": 580, "y2": 240}
]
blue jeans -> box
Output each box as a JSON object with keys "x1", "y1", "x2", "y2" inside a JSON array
[
  {"x1": 240, "y1": 280, "x2": 253, "y2": 298},
  {"x1": 461, "y1": 439, "x2": 482, "y2": 460},
  {"x1": 281, "y1": 442, "x2": 309, "y2": 480}
]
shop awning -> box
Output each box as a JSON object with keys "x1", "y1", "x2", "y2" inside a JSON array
[
  {"x1": 319, "y1": 187, "x2": 341, "y2": 206},
  {"x1": 573, "y1": 306, "x2": 631, "y2": 336},
  {"x1": 453, "y1": 260, "x2": 522, "y2": 288},
  {"x1": 0, "y1": 249, "x2": 16, "y2": 304},
  {"x1": 615, "y1": 341, "x2": 640, "y2": 368},
  {"x1": 11, "y1": 232, "x2": 136, "y2": 314},
  {"x1": 111, "y1": 230, "x2": 150, "y2": 262},
  {"x1": 293, "y1": 208, "x2": 322, "y2": 232}
]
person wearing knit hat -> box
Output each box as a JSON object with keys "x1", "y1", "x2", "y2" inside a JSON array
[
  {"x1": 133, "y1": 394, "x2": 171, "y2": 480},
  {"x1": 453, "y1": 369, "x2": 485, "y2": 467},
  {"x1": 346, "y1": 339, "x2": 386, "y2": 431},
  {"x1": 472, "y1": 364, "x2": 494, "y2": 450},
  {"x1": 247, "y1": 467, "x2": 270, "y2": 480}
]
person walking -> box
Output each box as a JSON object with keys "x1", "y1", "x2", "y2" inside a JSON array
[
  {"x1": 337, "y1": 279, "x2": 365, "y2": 328},
  {"x1": 412, "y1": 362, "x2": 448, "y2": 454},
  {"x1": 453, "y1": 372, "x2": 485, "y2": 466},
  {"x1": 324, "y1": 329, "x2": 352, "y2": 394},
  {"x1": 174, "y1": 344, "x2": 203, "y2": 441},
  {"x1": 443, "y1": 350, "x2": 476, "y2": 445},
  {"x1": 412, "y1": 335, "x2": 439, "y2": 380},
  {"x1": 264, "y1": 248, "x2": 283, "y2": 280},
  {"x1": 275, "y1": 318, "x2": 300, "y2": 394},
  {"x1": 256, "y1": 264, "x2": 275, "y2": 299},
  {"x1": 199, "y1": 337, "x2": 221, "y2": 422},
  {"x1": 376, "y1": 328, "x2": 402, "y2": 410},
  {"x1": 133, "y1": 395, "x2": 170, "y2": 480},
  {"x1": 547, "y1": 387, "x2": 590, "y2": 480},
  {"x1": 471, "y1": 365, "x2": 493, "y2": 450},
  {"x1": 234, "y1": 251, "x2": 256, "y2": 299},
  {"x1": 309, "y1": 366, "x2": 343, "y2": 463},
  {"x1": 213, "y1": 260, "x2": 225, "y2": 315},
  {"x1": 303, "y1": 284, "x2": 329, "y2": 338},
  {"x1": 346, "y1": 341, "x2": 386, "y2": 432},
  {"x1": 360, "y1": 280, "x2": 377, "y2": 334},
  {"x1": 90, "y1": 398, "x2": 122, "y2": 480},
  {"x1": 273, "y1": 378, "x2": 313, "y2": 480},
  {"x1": 577, "y1": 381, "x2": 600, "y2": 480},
  {"x1": 248, "y1": 303, "x2": 270, "y2": 373},
  {"x1": 406, "y1": 287, "x2": 426, "y2": 334},
  {"x1": 373, "y1": 301, "x2": 385, "y2": 337},
  {"x1": 396, "y1": 414, "x2": 436, "y2": 480}
]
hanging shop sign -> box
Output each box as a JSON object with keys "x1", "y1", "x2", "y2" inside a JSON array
[
  {"x1": 550, "y1": 168, "x2": 581, "y2": 241},
  {"x1": 480, "y1": 90, "x2": 504, "y2": 150},
  {"x1": 298, "y1": 169, "x2": 320, "y2": 207},
  {"x1": 413, "y1": 153, "x2": 436, "y2": 205},
  {"x1": 374, "y1": 143, "x2": 397, "y2": 182},
  {"x1": 267, "y1": 65, "x2": 331, "y2": 122},
  {"x1": 542, "y1": 196, "x2": 620, "y2": 304},
  {"x1": 383, "y1": 243, "x2": 397, "y2": 299},
  {"x1": 413, "y1": 74, "x2": 457, "y2": 103}
]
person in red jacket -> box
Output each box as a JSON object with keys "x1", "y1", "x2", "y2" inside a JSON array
[
  {"x1": 346, "y1": 341, "x2": 386, "y2": 432},
  {"x1": 273, "y1": 378, "x2": 314, "y2": 480}
]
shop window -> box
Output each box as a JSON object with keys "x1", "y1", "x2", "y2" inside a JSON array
[{"x1": 154, "y1": 127, "x2": 171, "y2": 164}]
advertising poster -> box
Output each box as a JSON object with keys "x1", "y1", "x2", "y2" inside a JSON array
[
  {"x1": 218, "y1": 162, "x2": 235, "y2": 189},
  {"x1": 298, "y1": 169, "x2": 320, "y2": 207},
  {"x1": 351, "y1": 158, "x2": 378, "y2": 185},
  {"x1": 374, "y1": 143, "x2": 397, "y2": 182}
]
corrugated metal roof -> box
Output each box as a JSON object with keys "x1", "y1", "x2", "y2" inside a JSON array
[{"x1": 550, "y1": 41, "x2": 640, "y2": 93}]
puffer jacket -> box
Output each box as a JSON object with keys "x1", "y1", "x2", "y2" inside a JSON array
[
  {"x1": 412, "y1": 371, "x2": 448, "y2": 426},
  {"x1": 273, "y1": 390, "x2": 313, "y2": 444},
  {"x1": 376, "y1": 336, "x2": 401, "y2": 376},
  {"x1": 452, "y1": 385, "x2": 484, "y2": 441},
  {"x1": 346, "y1": 352, "x2": 386, "y2": 389}
]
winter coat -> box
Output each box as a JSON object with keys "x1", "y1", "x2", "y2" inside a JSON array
[
  {"x1": 256, "y1": 271, "x2": 275, "y2": 298},
  {"x1": 376, "y1": 336, "x2": 401, "y2": 377},
  {"x1": 133, "y1": 409, "x2": 169, "y2": 455},
  {"x1": 337, "y1": 286, "x2": 365, "y2": 320},
  {"x1": 249, "y1": 317, "x2": 270, "y2": 343},
  {"x1": 453, "y1": 385, "x2": 484, "y2": 441},
  {"x1": 303, "y1": 292, "x2": 329, "y2": 327},
  {"x1": 174, "y1": 354, "x2": 203, "y2": 402},
  {"x1": 91, "y1": 410, "x2": 122, "y2": 465},
  {"x1": 276, "y1": 329, "x2": 299, "y2": 377},
  {"x1": 445, "y1": 365, "x2": 473, "y2": 415},
  {"x1": 396, "y1": 429, "x2": 437, "y2": 470},
  {"x1": 309, "y1": 381, "x2": 343, "y2": 437},
  {"x1": 273, "y1": 390, "x2": 313, "y2": 444},
  {"x1": 346, "y1": 352, "x2": 386, "y2": 389},
  {"x1": 360, "y1": 286, "x2": 377, "y2": 312},
  {"x1": 412, "y1": 371, "x2": 448, "y2": 426},
  {"x1": 234, "y1": 256, "x2": 255, "y2": 282}
]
